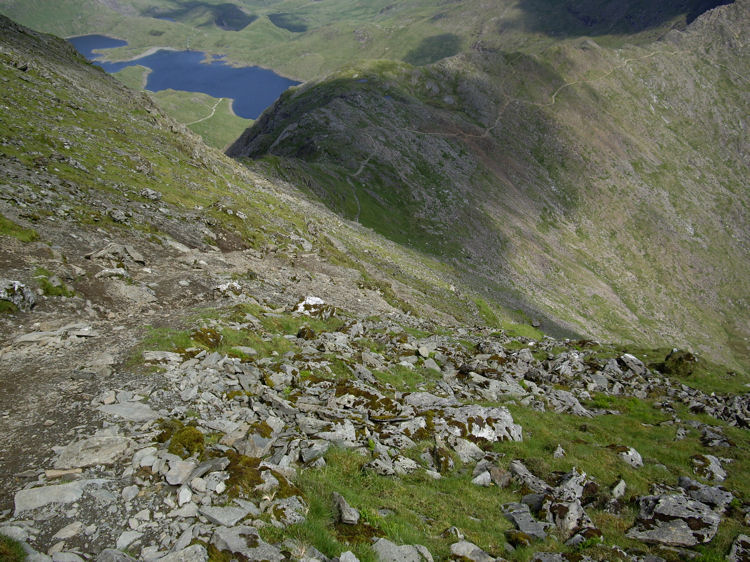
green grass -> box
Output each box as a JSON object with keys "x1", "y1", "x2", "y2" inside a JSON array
[
  {"x1": 113, "y1": 65, "x2": 149, "y2": 90},
  {"x1": 270, "y1": 447, "x2": 522, "y2": 561},
  {"x1": 0, "y1": 214, "x2": 39, "y2": 242},
  {"x1": 0, "y1": 534, "x2": 27, "y2": 562},
  {"x1": 34, "y1": 267, "x2": 75, "y2": 297}
]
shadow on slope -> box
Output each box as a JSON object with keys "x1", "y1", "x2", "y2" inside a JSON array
[{"x1": 514, "y1": 0, "x2": 734, "y2": 38}]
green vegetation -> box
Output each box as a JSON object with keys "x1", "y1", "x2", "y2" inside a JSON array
[
  {"x1": 34, "y1": 267, "x2": 75, "y2": 297},
  {"x1": 0, "y1": 214, "x2": 39, "y2": 242},
  {"x1": 149, "y1": 90, "x2": 251, "y2": 149},
  {"x1": 0, "y1": 534, "x2": 26, "y2": 562}
]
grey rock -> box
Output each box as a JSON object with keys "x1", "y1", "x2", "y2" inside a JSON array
[
  {"x1": 404, "y1": 392, "x2": 457, "y2": 409},
  {"x1": 339, "y1": 552, "x2": 360, "y2": 562},
  {"x1": 366, "y1": 455, "x2": 396, "y2": 476},
  {"x1": 393, "y1": 455, "x2": 419, "y2": 475},
  {"x1": 211, "y1": 526, "x2": 284, "y2": 561},
  {"x1": 692, "y1": 454, "x2": 727, "y2": 482},
  {"x1": 611, "y1": 479, "x2": 627, "y2": 499},
  {"x1": 437, "y1": 405, "x2": 522, "y2": 442},
  {"x1": 619, "y1": 353, "x2": 646, "y2": 375},
  {"x1": 553, "y1": 444, "x2": 566, "y2": 458},
  {"x1": 472, "y1": 471, "x2": 492, "y2": 487},
  {"x1": 52, "y1": 554, "x2": 84, "y2": 562},
  {"x1": 729, "y1": 534, "x2": 750, "y2": 562},
  {"x1": 98, "y1": 402, "x2": 158, "y2": 422},
  {"x1": 371, "y1": 538, "x2": 434, "y2": 562},
  {"x1": 626, "y1": 494, "x2": 721, "y2": 547},
  {"x1": 51, "y1": 522, "x2": 83, "y2": 540},
  {"x1": 199, "y1": 504, "x2": 252, "y2": 527},
  {"x1": 540, "y1": 496, "x2": 595, "y2": 538},
  {"x1": 271, "y1": 495, "x2": 308, "y2": 526},
  {"x1": 14, "y1": 480, "x2": 104, "y2": 515},
  {"x1": 166, "y1": 460, "x2": 197, "y2": 486},
  {"x1": 509, "y1": 460, "x2": 551, "y2": 494},
  {"x1": 502, "y1": 502, "x2": 548, "y2": 540},
  {"x1": 678, "y1": 476, "x2": 734, "y2": 511},
  {"x1": 54, "y1": 436, "x2": 133, "y2": 469},
  {"x1": 546, "y1": 389, "x2": 592, "y2": 417},
  {"x1": 96, "y1": 550, "x2": 137, "y2": 562},
  {"x1": 449, "y1": 541, "x2": 494, "y2": 562},
  {"x1": 158, "y1": 545, "x2": 208, "y2": 562},
  {"x1": 449, "y1": 437, "x2": 484, "y2": 463},
  {"x1": 301, "y1": 440, "x2": 330, "y2": 463},
  {"x1": 332, "y1": 492, "x2": 360, "y2": 525},
  {"x1": 619, "y1": 447, "x2": 643, "y2": 468},
  {"x1": 0, "y1": 279, "x2": 35, "y2": 310},
  {"x1": 116, "y1": 530, "x2": 142, "y2": 550}
]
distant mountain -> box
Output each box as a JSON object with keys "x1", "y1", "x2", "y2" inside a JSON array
[{"x1": 228, "y1": 0, "x2": 750, "y2": 369}]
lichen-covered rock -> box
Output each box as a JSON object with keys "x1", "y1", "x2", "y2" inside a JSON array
[
  {"x1": 502, "y1": 502, "x2": 549, "y2": 540},
  {"x1": 372, "y1": 538, "x2": 433, "y2": 562},
  {"x1": 692, "y1": 454, "x2": 727, "y2": 482},
  {"x1": 211, "y1": 525, "x2": 284, "y2": 560},
  {"x1": 678, "y1": 476, "x2": 734, "y2": 512},
  {"x1": 626, "y1": 494, "x2": 721, "y2": 547},
  {"x1": 0, "y1": 279, "x2": 35, "y2": 311},
  {"x1": 435, "y1": 404, "x2": 522, "y2": 443},
  {"x1": 729, "y1": 534, "x2": 750, "y2": 562}
]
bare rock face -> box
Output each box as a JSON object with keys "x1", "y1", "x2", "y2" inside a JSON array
[
  {"x1": 626, "y1": 494, "x2": 721, "y2": 547},
  {"x1": 53, "y1": 436, "x2": 134, "y2": 469}
]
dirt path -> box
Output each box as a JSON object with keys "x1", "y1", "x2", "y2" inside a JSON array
[{"x1": 185, "y1": 97, "x2": 224, "y2": 126}]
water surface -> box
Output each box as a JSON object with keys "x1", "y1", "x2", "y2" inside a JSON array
[{"x1": 68, "y1": 35, "x2": 299, "y2": 119}]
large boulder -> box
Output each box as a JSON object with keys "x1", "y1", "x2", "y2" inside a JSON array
[
  {"x1": 626, "y1": 494, "x2": 721, "y2": 547},
  {"x1": 372, "y1": 538, "x2": 433, "y2": 562},
  {"x1": 434, "y1": 405, "x2": 522, "y2": 443}
]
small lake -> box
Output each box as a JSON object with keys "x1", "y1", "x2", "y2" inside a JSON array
[{"x1": 67, "y1": 34, "x2": 299, "y2": 119}]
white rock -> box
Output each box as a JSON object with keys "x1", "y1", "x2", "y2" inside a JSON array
[
  {"x1": 158, "y1": 544, "x2": 208, "y2": 562},
  {"x1": 116, "y1": 530, "x2": 142, "y2": 550},
  {"x1": 14, "y1": 480, "x2": 104, "y2": 515},
  {"x1": 122, "y1": 485, "x2": 139, "y2": 502},
  {"x1": 167, "y1": 460, "x2": 197, "y2": 486},
  {"x1": 471, "y1": 471, "x2": 492, "y2": 487},
  {"x1": 178, "y1": 487, "x2": 193, "y2": 506},
  {"x1": 98, "y1": 402, "x2": 158, "y2": 422},
  {"x1": 54, "y1": 436, "x2": 134, "y2": 469},
  {"x1": 51, "y1": 522, "x2": 83, "y2": 540}
]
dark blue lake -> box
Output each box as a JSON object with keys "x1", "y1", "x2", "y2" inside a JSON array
[{"x1": 67, "y1": 34, "x2": 299, "y2": 119}]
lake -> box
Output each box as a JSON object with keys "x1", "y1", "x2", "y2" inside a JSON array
[{"x1": 67, "y1": 35, "x2": 299, "y2": 119}]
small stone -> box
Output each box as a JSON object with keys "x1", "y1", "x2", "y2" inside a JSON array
[
  {"x1": 167, "y1": 460, "x2": 197, "y2": 486},
  {"x1": 191, "y1": 477, "x2": 207, "y2": 493},
  {"x1": 553, "y1": 444, "x2": 566, "y2": 458},
  {"x1": 178, "y1": 487, "x2": 193, "y2": 506},
  {"x1": 449, "y1": 541, "x2": 494, "y2": 562},
  {"x1": 52, "y1": 521, "x2": 83, "y2": 540},
  {"x1": 332, "y1": 492, "x2": 360, "y2": 525},
  {"x1": 339, "y1": 552, "x2": 360, "y2": 562},
  {"x1": 372, "y1": 538, "x2": 433, "y2": 562},
  {"x1": 200, "y1": 504, "x2": 252, "y2": 527},
  {"x1": 116, "y1": 530, "x2": 142, "y2": 550},
  {"x1": 158, "y1": 544, "x2": 208, "y2": 562},
  {"x1": 471, "y1": 471, "x2": 492, "y2": 487},
  {"x1": 611, "y1": 479, "x2": 627, "y2": 499},
  {"x1": 122, "y1": 485, "x2": 139, "y2": 502}
]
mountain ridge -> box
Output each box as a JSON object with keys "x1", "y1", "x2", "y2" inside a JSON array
[{"x1": 227, "y1": 0, "x2": 750, "y2": 370}]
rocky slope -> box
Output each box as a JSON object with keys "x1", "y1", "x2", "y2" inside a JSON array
[
  {"x1": 228, "y1": 0, "x2": 750, "y2": 371},
  {"x1": 0, "y1": 13, "x2": 749, "y2": 562}
]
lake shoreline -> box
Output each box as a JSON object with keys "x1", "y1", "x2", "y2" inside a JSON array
[{"x1": 67, "y1": 34, "x2": 300, "y2": 120}]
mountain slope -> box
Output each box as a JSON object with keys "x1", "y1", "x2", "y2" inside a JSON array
[
  {"x1": 228, "y1": 1, "x2": 750, "y2": 370},
  {"x1": 1, "y1": 14, "x2": 750, "y2": 562}
]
